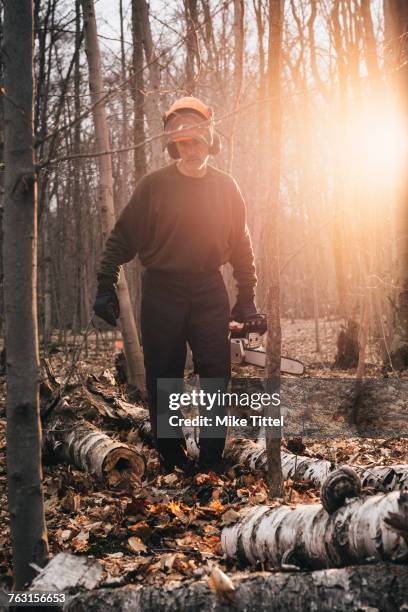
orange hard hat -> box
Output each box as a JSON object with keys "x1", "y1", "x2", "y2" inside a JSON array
[{"x1": 163, "y1": 96, "x2": 213, "y2": 123}]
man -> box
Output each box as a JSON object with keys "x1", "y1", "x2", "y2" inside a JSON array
[{"x1": 94, "y1": 96, "x2": 257, "y2": 473}]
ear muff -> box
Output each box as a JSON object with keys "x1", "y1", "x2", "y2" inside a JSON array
[{"x1": 209, "y1": 132, "x2": 221, "y2": 155}]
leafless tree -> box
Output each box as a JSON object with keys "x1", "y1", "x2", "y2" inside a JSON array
[{"x1": 3, "y1": 0, "x2": 49, "y2": 588}]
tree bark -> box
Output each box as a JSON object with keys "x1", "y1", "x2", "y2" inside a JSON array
[
  {"x1": 0, "y1": 8, "x2": 4, "y2": 340},
  {"x1": 184, "y1": 0, "x2": 199, "y2": 94},
  {"x1": 30, "y1": 552, "x2": 103, "y2": 592},
  {"x1": 360, "y1": 0, "x2": 380, "y2": 83},
  {"x1": 228, "y1": 0, "x2": 245, "y2": 174},
  {"x1": 264, "y1": 0, "x2": 284, "y2": 498},
  {"x1": 222, "y1": 489, "x2": 408, "y2": 568},
  {"x1": 131, "y1": 0, "x2": 147, "y2": 181},
  {"x1": 137, "y1": 0, "x2": 164, "y2": 170},
  {"x1": 64, "y1": 563, "x2": 408, "y2": 612},
  {"x1": 3, "y1": 0, "x2": 49, "y2": 588},
  {"x1": 80, "y1": 0, "x2": 146, "y2": 395}
]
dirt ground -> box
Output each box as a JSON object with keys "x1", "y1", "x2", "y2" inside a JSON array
[{"x1": 0, "y1": 318, "x2": 407, "y2": 590}]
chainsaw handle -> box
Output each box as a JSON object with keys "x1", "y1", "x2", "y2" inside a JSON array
[{"x1": 229, "y1": 314, "x2": 267, "y2": 338}]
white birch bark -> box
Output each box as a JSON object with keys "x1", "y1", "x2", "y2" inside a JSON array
[
  {"x1": 63, "y1": 563, "x2": 408, "y2": 612},
  {"x1": 224, "y1": 438, "x2": 332, "y2": 487},
  {"x1": 45, "y1": 412, "x2": 145, "y2": 481},
  {"x1": 222, "y1": 489, "x2": 408, "y2": 568},
  {"x1": 224, "y1": 438, "x2": 408, "y2": 493}
]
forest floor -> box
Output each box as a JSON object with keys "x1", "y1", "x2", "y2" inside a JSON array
[{"x1": 0, "y1": 317, "x2": 408, "y2": 592}]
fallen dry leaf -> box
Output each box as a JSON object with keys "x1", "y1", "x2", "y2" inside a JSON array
[
  {"x1": 127, "y1": 536, "x2": 148, "y2": 554},
  {"x1": 208, "y1": 565, "x2": 236, "y2": 602},
  {"x1": 221, "y1": 508, "x2": 240, "y2": 525}
]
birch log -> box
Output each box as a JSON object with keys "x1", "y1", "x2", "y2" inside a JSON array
[
  {"x1": 224, "y1": 438, "x2": 408, "y2": 493},
  {"x1": 61, "y1": 385, "x2": 408, "y2": 491},
  {"x1": 64, "y1": 563, "x2": 408, "y2": 612},
  {"x1": 224, "y1": 438, "x2": 333, "y2": 486},
  {"x1": 45, "y1": 409, "x2": 145, "y2": 482},
  {"x1": 222, "y1": 489, "x2": 408, "y2": 568}
]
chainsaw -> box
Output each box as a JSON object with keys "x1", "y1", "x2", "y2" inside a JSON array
[{"x1": 229, "y1": 314, "x2": 304, "y2": 375}]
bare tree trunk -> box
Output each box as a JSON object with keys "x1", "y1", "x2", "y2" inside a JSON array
[
  {"x1": 264, "y1": 0, "x2": 284, "y2": 498},
  {"x1": 228, "y1": 0, "x2": 245, "y2": 174},
  {"x1": 184, "y1": 0, "x2": 199, "y2": 94},
  {"x1": 131, "y1": 0, "x2": 147, "y2": 181},
  {"x1": 0, "y1": 9, "x2": 5, "y2": 340},
  {"x1": 73, "y1": 0, "x2": 85, "y2": 330},
  {"x1": 43, "y1": 223, "x2": 52, "y2": 344},
  {"x1": 349, "y1": 287, "x2": 369, "y2": 424},
  {"x1": 81, "y1": 0, "x2": 146, "y2": 395},
  {"x1": 360, "y1": 0, "x2": 380, "y2": 82},
  {"x1": 3, "y1": 0, "x2": 49, "y2": 588},
  {"x1": 385, "y1": 1, "x2": 408, "y2": 369},
  {"x1": 330, "y1": 0, "x2": 350, "y2": 321},
  {"x1": 137, "y1": 0, "x2": 164, "y2": 170}
]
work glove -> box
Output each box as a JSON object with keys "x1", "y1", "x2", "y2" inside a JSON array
[
  {"x1": 231, "y1": 297, "x2": 258, "y2": 323},
  {"x1": 93, "y1": 288, "x2": 120, "y2": 327}
]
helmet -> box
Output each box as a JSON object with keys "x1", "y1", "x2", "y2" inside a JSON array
[
  {"x1": 163, "y1": 96, "x2": 221, "y2": 159},
  {"x1": 163, "y1": 96, "x2": 213, "y2": 123}
]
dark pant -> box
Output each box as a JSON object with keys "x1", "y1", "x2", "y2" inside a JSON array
[{"x1": 140, "y1": 269, "x2": 231, "y2": 469}]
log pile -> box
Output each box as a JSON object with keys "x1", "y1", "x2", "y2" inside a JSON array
[{"x1": 33, "y1": 363, "x2": 408, "y2": 608}]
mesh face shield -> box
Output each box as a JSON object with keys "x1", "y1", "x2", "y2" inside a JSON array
[{"x1": 163, "y1": 111, "x2": 214, "y2": 151}]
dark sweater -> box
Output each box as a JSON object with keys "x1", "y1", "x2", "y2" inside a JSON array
[{"x1": 97, "y1": 163, "x2": 257, "y2": 299}]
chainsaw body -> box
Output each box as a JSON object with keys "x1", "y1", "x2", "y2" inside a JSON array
[{"x1": 229, "y1": 315, "x2": 305, "y2": 376}]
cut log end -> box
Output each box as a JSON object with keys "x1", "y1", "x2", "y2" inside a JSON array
[
  {"x1": 320, "y1": 465, "x2": 361, "y2": 513},
  {"x1": 102, "y1": 446, "x2": 145, "y2": 479}
]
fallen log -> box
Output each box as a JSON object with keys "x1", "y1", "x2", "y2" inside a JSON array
[
  {"x1": 44, "y1": 403, "x2": 145, "y2": 483},
  {"x1": 224, "y1": 438, "x2": 333, "y2": 486},
  {"x1": 63, "y1": 563, "x2": 408, "y2": 612},
  {"x1": 320, "y1": 466, "x2": 361, "y2": 513},
  {"x1": 221, "y1": 489, "x2": 408, "y2": 569},
  {"x1": 224, "y1": 438, "x2": 408, "y2": 493},
  {"x1": 44, "y1": 372, "x2": 408, "y2": 490}
]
